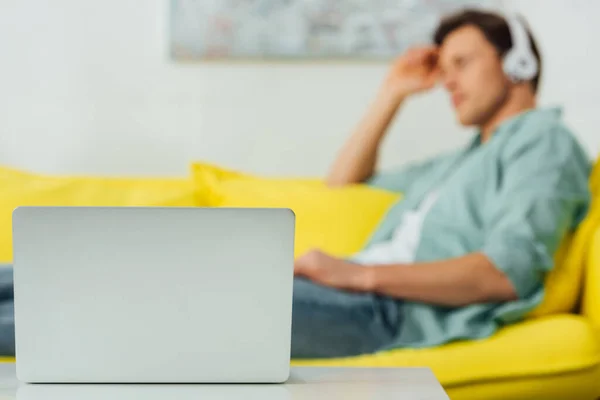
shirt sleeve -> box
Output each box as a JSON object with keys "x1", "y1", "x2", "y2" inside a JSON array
[{"x1": 482, "y1": 127, "x2": 591, "y2": 299}]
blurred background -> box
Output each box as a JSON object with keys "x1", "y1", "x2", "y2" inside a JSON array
[{"x1": 0, "y1": 0, "x2": 597, "y2": 178}]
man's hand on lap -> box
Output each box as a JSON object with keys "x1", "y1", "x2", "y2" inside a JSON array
[{"x1": 294, "y1": 249, "x2": 374, "y2": 292}]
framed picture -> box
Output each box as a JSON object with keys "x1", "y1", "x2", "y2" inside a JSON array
[{"x1": 170, "y1": 0, "x2": 503, "y2": 61}]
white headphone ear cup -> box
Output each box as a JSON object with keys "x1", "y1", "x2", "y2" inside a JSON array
[
  {"x1": 503, "y1": 48, "x2": 538, "y2": 82},
  {"x1": 519, "y1": 55, "x2": 538, "y2": 80}
]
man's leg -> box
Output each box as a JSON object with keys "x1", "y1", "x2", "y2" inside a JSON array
[
  {"x1": 291, "y1": 277, "x2": 402, "y2": 359},
  {"x1": 0, "y1": 265, "x2": 14, "y2": 356}
]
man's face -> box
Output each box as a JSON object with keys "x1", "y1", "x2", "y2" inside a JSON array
[{"x1": 438, "y1": 25, "x2": 509, "y2": 126}]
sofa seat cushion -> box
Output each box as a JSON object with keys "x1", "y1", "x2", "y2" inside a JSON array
[{"x1": 292, "y1": 314, "x2": 600, "y2": 387}]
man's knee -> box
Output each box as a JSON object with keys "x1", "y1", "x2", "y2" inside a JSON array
[
  {"x1": 293, "y1": 278, "x2": 331, "y2": 305},
  {"x1": 293, "y1": 277, "x2": 374, "y2": 309},
  {"x1": 292, "y1": 277, "x2": 391, "y2": 336}
]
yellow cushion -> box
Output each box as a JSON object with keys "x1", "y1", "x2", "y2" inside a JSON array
[
  {"x1": 582, "y1": 213, "x2": 600, "y2": 330},
  {"x1": 293, "y1": 314, "x2": 600, "y2": 388},
  {"x1": 527, "y1": 232, "x2": 576, "y2": 316},
  {"x1": 191, "y1": 162, "x2": 400, "y2": 258},
  {"x1": 0, "y1": 166, "x2": 198, "y2": 263},
  {"x1": 591, "y1": 155, "x2": 600, "y2": 196},
  {"x1": 446, "y1": 365, "x2": 600, "y2": 400},
  {"x1": 582, "y1": 159, "x2": 600, "y2": 333}
]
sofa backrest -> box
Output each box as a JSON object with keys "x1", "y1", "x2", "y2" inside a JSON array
[
  {"x1": 581, "y1": 158, "x2": 600, "y2": 331},
  {"x1": 582, "y1": 228, "x2": 600, "y2": 330}
]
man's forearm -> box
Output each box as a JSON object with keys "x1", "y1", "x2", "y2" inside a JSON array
[
  {"x1": 364, "y1": 253, "x2": 518, "y2": 307},
  {"x1": 326, "y1": 92, "x2": 405, "y2": 187}
]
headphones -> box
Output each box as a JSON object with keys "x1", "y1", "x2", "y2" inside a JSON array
[{"x1": 502, "y1": 13, "x2": 538, "y2": 82}]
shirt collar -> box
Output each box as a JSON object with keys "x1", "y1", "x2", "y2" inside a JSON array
[{"x1": 469, "y1": 106, "x2": 563, "y2": 149}]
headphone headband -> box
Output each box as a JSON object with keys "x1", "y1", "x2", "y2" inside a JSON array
[{"x1": 502, "y1": 13, "x2": 539, "y2": 82}]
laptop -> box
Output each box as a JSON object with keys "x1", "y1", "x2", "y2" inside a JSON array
[{"x1": 12, "y1": 206, "x2": 295, "y2": 384}]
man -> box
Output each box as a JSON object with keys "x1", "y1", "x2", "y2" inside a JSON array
[
  {"x1": 0, "y1": 10, "x2": 591, "y2": 359},
  {"x1": 291, "y1": 10, "x2": 591, "y2": 358}
]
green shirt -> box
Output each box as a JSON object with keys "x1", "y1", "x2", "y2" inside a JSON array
[{"x1": 365, "y1": 107, "x2": 591, "y2": 349}]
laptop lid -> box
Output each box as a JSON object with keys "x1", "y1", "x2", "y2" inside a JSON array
[{"x1": 13, "y1": 206, "x2": 295, "y2": 383}]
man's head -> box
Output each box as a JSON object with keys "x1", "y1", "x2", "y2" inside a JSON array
[{"x1": 433, "y1": 10, "x2": 542, "y2": 127}]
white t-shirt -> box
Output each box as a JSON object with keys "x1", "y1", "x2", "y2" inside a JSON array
[{"x1": 352, "y1": 189, "x2": 441, "y2": 265}]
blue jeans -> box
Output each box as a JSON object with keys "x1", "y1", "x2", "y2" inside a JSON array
[
  {"x1": 0, "y1": 266, "x2": 14, "y2": 356},
  {"x1": 0, "y1": 267, "x2": 402, "y2": 358},
  {"x1": 291, "y1": 277, "x2": 403, "y2": 358}
]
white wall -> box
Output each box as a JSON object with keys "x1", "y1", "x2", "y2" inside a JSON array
[{"x1": 0, "y1": 0, "x2": 598, "y2": 178}]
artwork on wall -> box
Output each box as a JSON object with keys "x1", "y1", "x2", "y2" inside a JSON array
[{"x1": 170, "y1": 0, "x2": 504, "y2": 61}]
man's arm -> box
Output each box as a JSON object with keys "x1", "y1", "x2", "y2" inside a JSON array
[
  {"x1": 364, "y1": 253, "x2": 517, "y2": 307},
  {"x1": 326, "y1": 93, "x2": 405, "y2": 188},
  {"x1": 295, "y1": 250, "x2": 516, "y2": 307},
  {"x1": 326, "y1": 47, "x2": 440, "y2": 188}
]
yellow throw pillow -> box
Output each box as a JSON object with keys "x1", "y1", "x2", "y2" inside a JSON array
[
  {"x1": 191, "y1": 162, "x2": 400, "y2": 258},
  {"x1": 0, "y1": 166, "x2": 198, "y2": 263}
]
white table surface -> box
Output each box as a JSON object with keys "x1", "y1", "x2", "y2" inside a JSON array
[{"x1": 0, "y1": 363, "x2": 449, "y2": 400}]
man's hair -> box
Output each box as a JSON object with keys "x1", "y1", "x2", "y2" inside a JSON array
[{"x1": 433, "y1": 10, "x2": 542, "y2": 93}]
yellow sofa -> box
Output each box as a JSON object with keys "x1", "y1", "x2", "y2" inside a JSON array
[{"x1": 1, "y1": 161, "x2": 599, "y2": 400}]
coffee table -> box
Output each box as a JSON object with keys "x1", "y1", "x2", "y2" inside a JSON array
[{"x1": 0, "y1": 363, "x2": 449, "y2": 399}]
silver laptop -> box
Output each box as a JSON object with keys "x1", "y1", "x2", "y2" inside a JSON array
[{"x1": 12, "y1": 206, "x2": 295, "y2": 384}]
